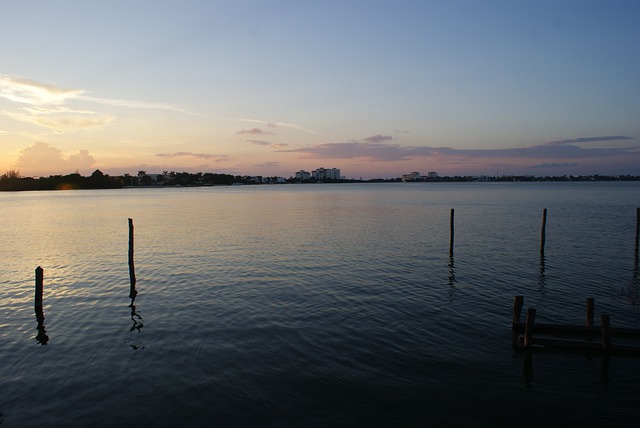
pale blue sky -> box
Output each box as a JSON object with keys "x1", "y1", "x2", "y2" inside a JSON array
[{"x1": 0, "y1": 0, "x2": 638, "y2": 178}]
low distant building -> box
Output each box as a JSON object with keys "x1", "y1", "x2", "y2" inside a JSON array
[
  {"x1": 427, "y1": 171, "x2": 438, "y2": 178},
  {"x1": 263, "y1": 176, "x2": 287, "y2": 184}
]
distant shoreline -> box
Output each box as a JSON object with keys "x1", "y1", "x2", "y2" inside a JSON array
[{"x1": 2, "y1": 172, "x2": 640, "y2": 192}]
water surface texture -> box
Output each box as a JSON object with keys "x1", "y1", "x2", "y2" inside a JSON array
[{"x1": 1, "y1": 182, "x2": 639, "y2": 427}]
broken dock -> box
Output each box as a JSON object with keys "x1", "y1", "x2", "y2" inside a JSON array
[{"x1": 512, "y1": 296, "x2": 640, "y2": 355}]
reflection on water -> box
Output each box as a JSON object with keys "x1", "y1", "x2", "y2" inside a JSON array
[
  {"x1": 617, "y1": 249, "x2": 640, "y2": 307},
  {"x1": 127, "y1": 275, "x2": 145, "y2": 350},
  {"x1": 34, "y1": 306, "x2": 49, "y2": 345},
  {"x1": 1, "y1": 183, "x2": 640, "y2": 427},
  {"x1": 520, "y1": 351, "x2": 611, "y2": 390},
  {"x1": 447, "y1": 253, "x2": 456, "y2": 286},
  {"x1": 537, "y1": 254, "x2": 547, "y2": 301}
]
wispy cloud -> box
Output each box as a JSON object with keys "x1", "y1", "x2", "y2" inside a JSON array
[
  {"x1": 0, "y1": 74, "x2": 196, "y2": 132},
  {"x1": 532, "y1": 162, "x2": 579, "y2": 168},
  {"x1": 363, "y1": 134, "x2": 394, "y2": 143},
  {"x1": 237, "y1": 128, "x2": 274, "y2": 135},
  {"x1": 156, "y1": 152, "x2": 229, "y2": 161},
  {"x1": 234, "y1": 118, "x2": 316, "y2": 134},
  {"x1": 80, "y1": 95, "x2": 196, "y2": 115},
  {"x1": 254, "y1": 161, "x2": 280, "y2": 168},
  {"x1": 547, "y1": 136, "x2": 633, "y2": 145},
  {"x1": 2, "y1": 107, "x2": 115, "y2": 133},
  {"x1": 0, "y1": 75, "x2": 84, "y2": 105},
  {"x1": 247, "y1": 140, "x2": 289, "y2": 148}
]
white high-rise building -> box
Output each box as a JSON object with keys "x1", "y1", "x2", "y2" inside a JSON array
[{"x1": 312, "y1": 167, "x2": 341, "y2": 180}]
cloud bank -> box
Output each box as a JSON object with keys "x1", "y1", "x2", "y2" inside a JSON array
[
  {"x1": 280, "y1": 135, "x2": 638, "y2": 163},
  {"x1": 14, "y1": 141, "x2": 96, "y2": 176},
  {"x1": 156, "y1": 152, "x2": 229, "y2": 162}
]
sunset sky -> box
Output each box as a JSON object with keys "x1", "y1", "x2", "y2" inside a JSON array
[{"x1": 1, "y1": 0, "x2": 639, "y2": 179}]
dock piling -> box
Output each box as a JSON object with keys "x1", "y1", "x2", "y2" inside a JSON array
[
  {"x1": 513, "y1": 296, "x2": 524, "y2": 324},
  {"x1": 128, "y1": 218, "x2": 137, "y2": 296},
  {"x1": 540, "y1": 208, "x2": 547, "y2": 256},
  {"x1": 586, "y1": 298, "x2": 594, "y2": 326},
  {"x1": 449, "y1": 208, "x2": 454, "y2": 255},
  {"x1": 35, "y1": 266, "x2": 44, "y2": 309}
]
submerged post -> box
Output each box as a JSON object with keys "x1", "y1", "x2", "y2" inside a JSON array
[
  {"x1": 540, "y1": 208, "x2": 547, "y2": 256},
  {"x1": 128, "y1": 218, "x2": 137, "y2": 292},
  {"x1": 524, "y1": 308, "x2": 536, "y2": 349},
  {"x1": 601, "y1": 314, "x2": 611, "y2": 353},
  {"x1": 35, "y1": 266, "x2": 44, "y2": 309},
  {"x1": 586, "y1": 298, "x2": 595, "y2": 327},
  {"x1": 449, "y1": 208, "x2": 455, "y2": 255}
]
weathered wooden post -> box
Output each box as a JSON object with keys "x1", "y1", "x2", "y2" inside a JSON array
[
  {"x1": 35, "y1": 266, "x2": 44, "y2": 309},
  {"x1": 128, "y1": 218, "x2": 137, "y2": 297},
  {"x1": 513, "y1": 296, "x2": 524, "y2": 324},
  {"x1": 449, "y1": 208, "x2": 455, "y2": 255},
  {"x1": 601, "y1": 314, "x2": 611, "y2": 353},
  {"x1": 512, "y1": 295, "x2": 524, "y2": 348},
  {"x1": 540, "y1": 208, "x2": 547, "y2": 256},
  {"x1": 586, "y1": 298, "x2": 595, "y2": 327},
  {"x1": 524, "y1": 307, "x2": 536, "y2": 349}
]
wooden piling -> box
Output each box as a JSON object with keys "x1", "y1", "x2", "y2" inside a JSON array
[
  {"x1": 513, "y1": 296, "x2": 524, "y2": 324},
  {"x1": 512, "y1": 295, "x2": 525, "y2": 348},
  {"x1": 586, "y1": 298, "x2": 594, "y2": 327},
  {"x1": 449, "y1": 208, "x2": 455, "y2": 255},
  {"x1": 540, "y1": 208, "x2": 547, "y2": 256},
  {"x1": 524, "y1": 308, "x2": 536, "y2": 349},
  {"x1": 128, "y1": 218, "x2": 137, "y2": 291},
  {"x1": 35, "y1": 266, "x2": 44, "y2": 309},
  {"x1": 601, "y1": 314, "x2": 611, "y2": 353}
]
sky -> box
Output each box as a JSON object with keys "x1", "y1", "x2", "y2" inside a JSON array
[{"x1": 0, "y1": 0, "x2": 639, "y2": 179}]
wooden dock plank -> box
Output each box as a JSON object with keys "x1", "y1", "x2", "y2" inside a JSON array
[{"x1": 512, "y1": 322, "x2": 640, "y2": 339}]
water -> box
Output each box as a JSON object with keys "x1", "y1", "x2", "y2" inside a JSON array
[{"x1": 1, "y1": 182, "x2": 639, "y2": 427}]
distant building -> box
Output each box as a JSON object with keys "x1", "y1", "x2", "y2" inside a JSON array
[
  {"x1": 402, "y1": 171, "x2": 421, "y2": 182},
  {"x1": 427, "y1": 171, "x2": 438, "y2": 178},
  {"x1": 312, "y1": 167, "x2": 341, "y2": 180},
  {"x1": 263, "y1": 176, "x2": 287, "y2": 184},
  {"x1": 295, "y1": 170, "x2": 311, "y2": 181}
]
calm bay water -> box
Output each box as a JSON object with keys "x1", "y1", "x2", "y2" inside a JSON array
[{"x1": 1, "y1": 182, "x2": 639, "y2": 427}]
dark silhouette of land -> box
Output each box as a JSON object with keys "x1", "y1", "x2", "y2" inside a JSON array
[{"x1": 2, "y1": 168, "x2": 640, "y2": 191}]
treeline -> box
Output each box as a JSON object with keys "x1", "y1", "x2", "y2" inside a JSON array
[
  {"x1": 154, "y1": 171, "x2": 236, "y2": 186},
  {"x1": 0, "y1": 169, "x2": 239, "y2": 191},
  {"x1": 0, "y1": 170, "x2": 121, "y2": 191}
]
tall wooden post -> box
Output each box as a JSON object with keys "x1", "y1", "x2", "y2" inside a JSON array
[
  {"x1": 513, "y1": 296, "x2": 524, "y2": 324},
  {"x1": 35, "y1": 266, "x2": 44, "y2": 309},
  {"x1": 449, "y1": 208, "x2": 455, "y2": 256},
  {"x1": 540, "y1": 208, "x2": 547, "y2": 256},
  {"x1": 128, "y1": 218, "x2": 137, "y2": 294}
]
